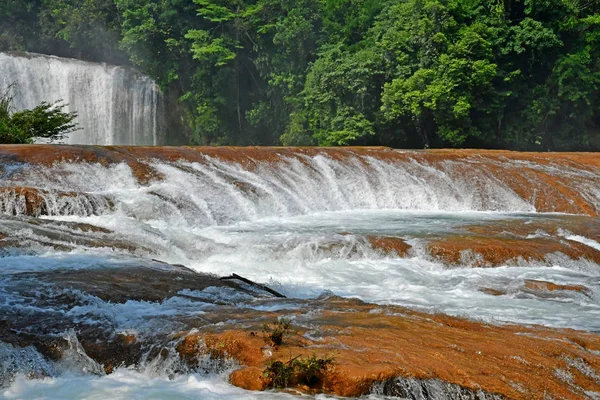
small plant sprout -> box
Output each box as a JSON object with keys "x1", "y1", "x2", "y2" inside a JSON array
[{"x1": 262, "y1": 317, "x2": 292, "y2": 346}]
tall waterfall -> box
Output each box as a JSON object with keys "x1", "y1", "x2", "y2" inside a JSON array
[{"x1": 0, "y1": 52, "x2": 163, "y2": 145}]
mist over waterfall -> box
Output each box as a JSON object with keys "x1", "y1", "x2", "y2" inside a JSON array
[{"x1": 0, "y1": 52, "x2": 164, "y2": 145}]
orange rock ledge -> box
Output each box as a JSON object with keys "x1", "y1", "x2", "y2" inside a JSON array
[{"x1": 176, "y1": 297, "x2": 600, "y2": 399}]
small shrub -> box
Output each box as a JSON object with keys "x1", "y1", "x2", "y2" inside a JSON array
[
  {"x1": 262, "y1": 317, "x2": 291, "y2": 346},
  {"x1": 295, "y1": 354, "x2": 334, "y2": 387},
  {"x1": 263, "y1": 360, "x2": 293, "y2": 388},
  {"x1": 0, "y1": 84, "x2": 78, "y2": 144},
  {"x1": 263, "y1": 353, "x2": 334, "y2": 389}
]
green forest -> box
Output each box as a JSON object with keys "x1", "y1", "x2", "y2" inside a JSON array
[{"x1": 2, "y1": 0, "x2": 600, "y2": 150}]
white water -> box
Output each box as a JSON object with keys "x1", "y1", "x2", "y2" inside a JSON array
[
  {"x1": 0, "y1": 339, "x2": 333, "y2": 399},
  {"x1": 1, "y1": 151, "x2": 600, "y2": 398},
  {"x1": 3, "y1": 371, "x2": 330, "y2": 400},
  {"x1": 1, "y1": 154, "x2": 598, "y2": 327},
  {"x1": 0, "y1": 52, "x2": 162, "y2": 145}
]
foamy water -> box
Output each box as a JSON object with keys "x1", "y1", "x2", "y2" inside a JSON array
[
  {"x1": 0, "y1": 339, "x2": 334, "y2": 399},
  {"x1": 1, "y1": 151, "x2": 600, "y2": 398},
  {"x1": 2, "y1": 211, "x2": 599, "y2": 331}
]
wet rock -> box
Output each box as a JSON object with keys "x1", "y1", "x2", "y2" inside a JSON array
[
  {"x1": 480, "y1": 288, "x2": 505, "y2": 296},
  {"x1": 2, "y1": 145, "x2": 600, "y2": 398},
  {"x1": 524, "y1": 279, "x2": 591, "y2": 296},
  {"x1": 0, "y1": 215, "x2": 142, "y2": 254},
  {"x1": 176, "y1": 334, "x2": 203, "y2": 366},
  {"x1": 0, "y1": 145, "x2": 162, "y2": 185},
  {"x1": 26, "y1": 264, "x2": 255, "y2": 304},
  {"x1": 0, "y1": 318, "x2": 68, "y2": 363},
  {"x1": 367, "y1": 236, "x2": 411, "y2": 256},
  {"x1": 2, "y1": 270, "x2": 600, "y2": 399},
  {"x1": 0, "y1": 261, "x2": 266, "y2": 371},
  {"x1": 0, "y1": 187, "x2": 45, "y2": 216},
  {"x1": 229, "y1": 367, "x2": 268, "y2": 391},
  {"x1": 0, "y1": 342, "x2": 57, "y2": 388},
  {"x1": 0, "y1": 186, "x2": 112, "y2": 217},
  {"x1": 181, "y1": 298, "x2": 600, "y2": 399},
  {"x1": 79, "y1": 333, "x2": 142, "y2": 374},
  {"x1": 426, "y1": 234, "x2": 600, "y2": 267}
]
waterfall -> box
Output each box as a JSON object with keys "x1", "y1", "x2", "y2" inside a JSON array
[
  {"x1": 2, "y1": 146, "x2": 599, "y2": 221},
  {"x1": 2, "y1": 146, "x2": 600, "y2": 398},
  {"x1": 0, "y1": 52, "x2": 163, "y2": 145}
]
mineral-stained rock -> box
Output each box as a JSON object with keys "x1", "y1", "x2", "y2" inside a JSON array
[
  {"x1": 2, "y1": 146, "x2": 600, "y2": 398},
  {"x1": 0, "y1": 187, "x2": 45, "y2": 216},
  {"x1": 426, "y1": 235, "x2": 600, "y2": 266},
  {"x1": 191, "y1": 299, "x2": 600, "y2": 399},
  {"x1": 480, "y1": 288, "x2": 505, "y2": 296},
  {"x1": 524, "y1": 279, "x2": 591, "y2": 295},
  {"x1": 0, "y1": 186, "x2": 112, "y2": 217},
  {"x1": 419, "y1": 216, "x2": 600, "y2": 267},
  {"x1": 229, "y1": 367, "x2": 268, "y2": 391},
  {"x1": 367, "y1": 236, "x2": 411, "y2": 256}
]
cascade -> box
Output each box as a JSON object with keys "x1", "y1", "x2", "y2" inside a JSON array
[
  {"x1": 0, "y1": 52, "x2": 164, "y2": 145},
  {"x1": 1, "y1": 146, "x2": 600, "y2": 398}
]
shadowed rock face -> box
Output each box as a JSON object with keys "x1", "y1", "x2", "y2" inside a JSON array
[
  {"x1": 0, "y1": 262, "x2": 263, "y2": 374},
  {"x1": 20, "y1": 264, "x2": 248, "y2": 303}
]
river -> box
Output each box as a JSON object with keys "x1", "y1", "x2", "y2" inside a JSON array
[{"x1": 1, "y1": 146, "x2": 599, "y2": 399}]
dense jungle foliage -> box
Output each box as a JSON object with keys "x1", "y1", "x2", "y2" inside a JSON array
[{"x1": 2, "y1": 0, "x2": 600, "y2": 150}]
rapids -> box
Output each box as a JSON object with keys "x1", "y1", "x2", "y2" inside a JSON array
[{"x1": 1, "y1": 146, "x2": 600, "y2": 398}]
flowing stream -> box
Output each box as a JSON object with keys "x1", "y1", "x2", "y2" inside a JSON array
[{"x1": 1, "y1": 148, "x2": 599, "y2": 398}]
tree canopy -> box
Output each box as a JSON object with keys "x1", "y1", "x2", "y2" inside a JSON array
[{"x1": 2, "y1": 0, "x2": 600, "y2": 150}]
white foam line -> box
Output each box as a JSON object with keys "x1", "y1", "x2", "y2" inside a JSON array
[{"x1": 564, "y1": 234, "x2": 600, "y2": 251}]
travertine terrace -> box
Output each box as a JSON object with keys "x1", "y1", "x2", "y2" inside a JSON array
[{"x1": 1, "y1": 145, "x2": 599, "y2": 398}]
